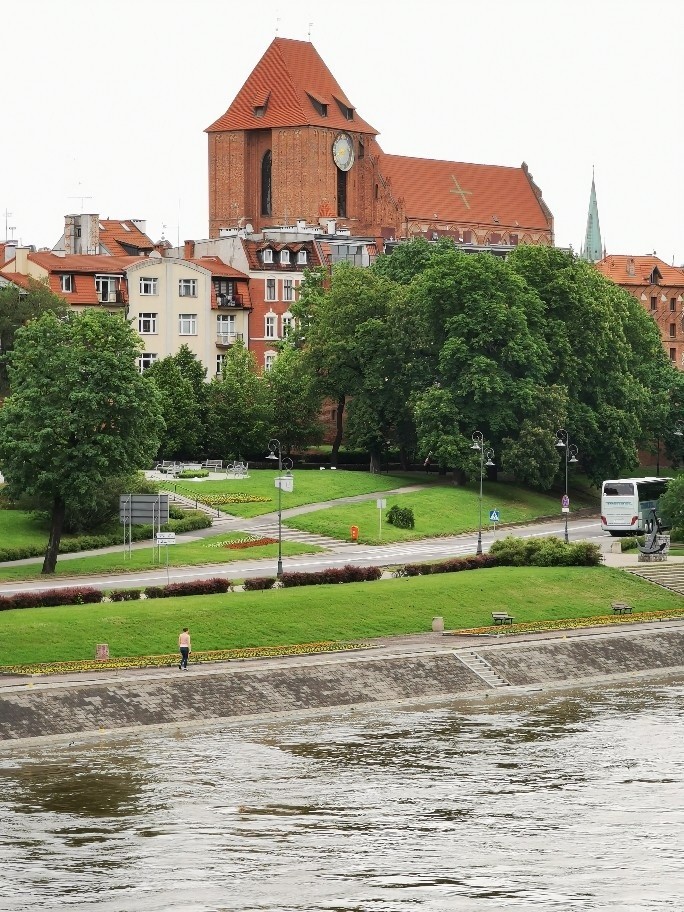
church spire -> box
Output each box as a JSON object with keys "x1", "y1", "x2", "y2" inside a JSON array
[{"x1": 580, "y1": 168, "x2": 603, "y2": 262}]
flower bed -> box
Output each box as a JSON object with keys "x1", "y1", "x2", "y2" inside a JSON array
[
  {"x1": 449, "y1": 607, "x2": 684, "y2": 637},
  {"x1": 194, "y1": 493, "x2": 271, "y2": 507},
  {"x1": 0, "y1": 641, "x2": 372, "y2": 676},
  {"x1": 204, "y1": 535, "x2": 278, "y2": 550}
]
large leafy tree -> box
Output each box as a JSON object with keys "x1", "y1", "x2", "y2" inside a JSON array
[
  {"x1": 145, "y1": 355, "x2": 206, "y2": 459},
  {"x1": 265, "y1": 342, "x2": 324, "y2": 454},
  {"x1": 0, "y1": 278, "x2": 68, "y2": 395},
  {"x1": 205, "y1": 341, "x2": 273, "y2": 459},
  {"x1": 0, "y1": 310, "x2": 164, "y2": 573}
]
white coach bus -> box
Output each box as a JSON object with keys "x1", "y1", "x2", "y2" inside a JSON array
[{"x1": 600, "y1": 477, "x2": 671, "y2": 535}]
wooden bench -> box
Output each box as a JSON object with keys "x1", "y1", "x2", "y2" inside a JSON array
[
  {"x1": 611, "y1": 602, "x2": 633, "y2": 615},
  {"x1": 492, "y1": 612, "x2": 515, "y2": 625}
]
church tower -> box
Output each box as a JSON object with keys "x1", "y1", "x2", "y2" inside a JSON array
[
  {"x1": 580, "y1": 170, "x2": 604, "y2": 262},
  {"x1": 206, "y1": 38, "x2": 397, "y2": 236}
]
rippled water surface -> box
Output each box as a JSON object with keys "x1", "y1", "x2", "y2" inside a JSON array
[{"x1": 1, "y1": 680, "x2": 683, "y2": 911}]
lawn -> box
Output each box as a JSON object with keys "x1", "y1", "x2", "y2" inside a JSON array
[
  {"x1": 0, "y1": 565, "x2": 680, "y2": 666},
  {"x1": 158, "y1": 469, "x2": 428, "y2": 518},
  {"x1": 286, "y1": 482, "x2": 591, "y2": 544},
  {"x1": 0, "y1": 532, "x2": 320, "y2": 583},
  {"x1": 0, "y1": 509, "x2": 87, "y2": 550}
]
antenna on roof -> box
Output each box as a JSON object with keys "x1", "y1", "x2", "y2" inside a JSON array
[
  {"x1": 68, "y1": 191, "x2": 93, "y2": 212},
  {"x1": 308, "y1": 21, "x2": 314, "y2": 40},
  {"x1": 2, "y1": 208, "x2": 11, "y2": 242},
  {"x1": 275, "y1": 15, "x2": 280, "y2": 35}
]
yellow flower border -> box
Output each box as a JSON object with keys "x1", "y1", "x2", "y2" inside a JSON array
[
  {"x1": 0, "y1": 641, "x2": 372, "y2": 677},
  {"x1": 448, "y1": 607, "x2": 684, "y2": 637}
]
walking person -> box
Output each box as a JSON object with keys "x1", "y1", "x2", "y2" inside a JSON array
[
  {"x1": 423, "y1": 452, "x2": 432, "y2": 474},
  {"x1": 178, "y1": 627, "x2": 191, "y2": 670}
]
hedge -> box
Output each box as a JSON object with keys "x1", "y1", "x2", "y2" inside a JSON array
[
  {"x1": 242, "y1": 576, "x2": 278, "y2": 591},
  {"x1": 281, "y1": 565, "x2": 382, "y2": 587},
  {"x1": 0, "y1": 586, "x2": 103, "y2": 611},
  {"x1": 489, "y1": 535, "x2": 602, "y2": 567}
]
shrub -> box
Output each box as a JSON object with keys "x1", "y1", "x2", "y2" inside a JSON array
[
  {"x1": 109, "y1": 588, "x2": 143, "y2": 602},
  {"x1": 402, "y1": 563, "x2": 426, "y2": 576},
  {"x1": 242, "y1": 576, "x2": 276, "y2": 591},
  {"x1": 144, "y1": 586, "x2": 165, "y2": 599},
  {"x1": 0, "y1": 586, "x2": 103, "y2": 611},
  {"x1": 280, "y1": 564, "x2": 382, "y2": 587},
  {"x1": 177, "y1": 469, "x2": 209, "y2": 479},
  {"x1": 161, "y1": 578, "x2": 232, "y2": 597},
  {"x1": 386, "y1": 505, "x2": 415, "y2": 529},
  {"x1": 490, "y1": 535, "x2": 602, "y2": 567}
]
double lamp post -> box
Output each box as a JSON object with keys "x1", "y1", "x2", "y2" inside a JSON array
[
  {"x1": 266, "y1": 438, "x2": 293, "y2": 578},
  {"x1": 555, "y1": 428, "x2": 578, "y2": 544},
  {"x1": 471, "y1": 431, "x2": 495, "y2": 556}
]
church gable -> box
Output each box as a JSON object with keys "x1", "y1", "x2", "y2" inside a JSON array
[{"x1": 206, "y1": 37, "x2": 377, "y2": 135}]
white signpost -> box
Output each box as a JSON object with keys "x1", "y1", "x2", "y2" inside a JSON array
[
  {"x1": 489, "y1": 508, "x2": 500, "y2": 532},
  {"x1": 156, "y1": 532, "x2": 176, "y2": 583},
  {"x1": 377, "y1": 498, "x2": 387, "y2": 539}
]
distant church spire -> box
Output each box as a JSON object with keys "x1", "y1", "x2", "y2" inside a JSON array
[{"x1": 580, "y1": 168, "x2": 603, "y2": 262}]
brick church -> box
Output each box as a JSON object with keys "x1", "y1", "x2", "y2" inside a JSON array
[{"x1": 206, "y1": 38, "x2": 554, "y2": 247}]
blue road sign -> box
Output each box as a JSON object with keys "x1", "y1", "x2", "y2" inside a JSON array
[{"x1": 489, "y1": 509, "x2": 500, "y2": 523}]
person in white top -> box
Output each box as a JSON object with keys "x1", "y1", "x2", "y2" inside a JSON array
[{"x1": 178, "y1": 628, "x2": 191, "y2": 669}]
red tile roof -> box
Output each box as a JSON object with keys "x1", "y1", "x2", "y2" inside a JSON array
[
  {"x1": 29, "y1": 252, "x2": 145, "y2": 274},
  {"x1": 206, "y1": 38, "x2": 377, "y2": 134},
  {"x1": 98, "y1": 220, "x2": 155, "y2": 256},
  {"x1": 188, "y1": 256, "x2": 249, "y2": 280},
  {"x1": 595, "y1": 255, "x2": 684, "y2": 287},
  {"x1": 0, "y1": 269, "x2": 32, "y2": 289},
  {"x1": 242, "y1": 239, "x2": 323, "y2": 271},
  {"x1": 379, "y1": 154, "x2": 552, "y2": 230}
]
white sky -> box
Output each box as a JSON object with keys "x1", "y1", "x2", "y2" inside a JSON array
[{"x1": 2, "y1": 0, "x2": 683, "y2": 263}]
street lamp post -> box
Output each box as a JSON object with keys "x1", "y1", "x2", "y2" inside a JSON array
[
  {"x1": 555, "y1": 428, "x2": 578, "y2": 544},
  {"x1": 471, "y1": 431, "x2": 495, "y2": 556},
  {"x1": 266, "y1": 438, "x2": 293, "y2": 578}
]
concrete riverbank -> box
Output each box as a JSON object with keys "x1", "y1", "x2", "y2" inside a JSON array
[{"x1": 1, "y1": 619, "x2": 684, "y2": 744}]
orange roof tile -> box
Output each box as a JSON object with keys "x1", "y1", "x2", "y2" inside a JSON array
[
  {"x1": 98, "y1": 220, "x2": 155, "y2": 256},
  {"x1": 595, "y1": 255, "x2": 684, "y2": 287},
  {"x1": 206, "y1": 38, "x2": 377, "y2": 134},
  {"x1": 242, "y1": 239, "x2": 323, "y2": 271},
  {"x1": 379, "y1": 154, "x2": 552, "y2": 231},
  {"x1": 0, "y1": 269, "x2": 32, "y2": 290},
  {"x1": 188, "y1": 257, "x2": 249, "y2": 280},
  {"x1": 29, "y1": 252, "x2": 145, "y2": 274}
]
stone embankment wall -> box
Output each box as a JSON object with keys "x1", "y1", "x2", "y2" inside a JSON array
[{"x1": 1, "y1": 627, "x2": 683, "y2": 742}]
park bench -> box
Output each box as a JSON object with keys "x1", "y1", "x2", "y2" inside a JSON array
[
  {"x1": 492, "y1": 612, "x2": 515, "y2": 625},
  {"x1": 611, "y1": 602, "x2": 633, "y2": 615},
  {"x1": 202, "y1": 459, "x2": 223, "y2": 471},
  {"x1": 227, "y1": 460, "x2": 249, "y2": 478},
  {"x1": 156, "y1": 460, "x2": 180, "y2": 475}
]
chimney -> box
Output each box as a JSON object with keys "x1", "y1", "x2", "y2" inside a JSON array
[
  {"x1": 627, "y1": 258, "x2": 636, "y2": 277},
  {"x1": 15, "y1": 247, "x2": 30, "y2": 275},
  {"x1": 184, "y1": 239, "x2": 195, "y2": 259}
]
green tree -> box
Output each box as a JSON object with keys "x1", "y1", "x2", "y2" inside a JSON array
[
  {"x1": 205, "y1": 341, "x2": 273, "y2": 459},
  {"x1": 0, "y1": 278, "x2": 67, "y2": 394},
  {"x1": 145, "y1": 356, "x2": 205, "y2": 459},
  {"x1": 265, "y1": 342, "x2": 324, "y2": 454},
  {"x1": 0, "y1": 310, "x2": 164, "y2": 573}
]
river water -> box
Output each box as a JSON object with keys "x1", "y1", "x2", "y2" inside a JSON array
[{"x1": 0, "y1": 679, "x2": 683, "y2": 911}]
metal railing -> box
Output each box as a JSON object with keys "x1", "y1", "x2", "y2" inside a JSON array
[{"x1": 216, "y1": 332, "x2": 244, "y2": 346}]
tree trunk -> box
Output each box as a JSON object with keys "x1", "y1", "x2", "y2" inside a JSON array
[
  {"x1": 399, "y1": 446, "x2": 409, "y2": 471},
  {"x1": 369, "y1": 451, "x2": 381, "y2": 474},
  {"x1": 330, "y1": 395, "x2": 345, "y2": 467},
  {"x1": 42, "y1": 495, "x2": 66, "y2": 574}
]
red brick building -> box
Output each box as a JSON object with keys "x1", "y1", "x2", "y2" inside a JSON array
[
  {"x1": 207, "y1": 38, "x2": 554, "y2": 247},
  {"x1": 595, "y1": 255, "x2": 684, "y2": 369}
]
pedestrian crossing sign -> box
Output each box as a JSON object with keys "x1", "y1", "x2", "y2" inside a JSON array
[{"x1": 489, "y1": 509, "x2": 500, "y2": 523}]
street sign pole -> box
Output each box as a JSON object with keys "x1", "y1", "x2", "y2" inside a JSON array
[{"x1": 377, "y1": 499, "x2": 386, "y2": 541}]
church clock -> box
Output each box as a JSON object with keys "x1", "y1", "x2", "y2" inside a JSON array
[{"x1": 332, "y1": 132, "x2": 354, "y2": 171}]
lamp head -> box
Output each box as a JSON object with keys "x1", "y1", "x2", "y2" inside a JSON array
[
  {"x1": 471, "y1": 442, "x2": 481, "y2": 451},
  {"x1": 485, "y1": 458, "x2": 495, "y2": 467},
  {"x1": 555, "y1": 439, "x2": 565, "y2": 448},
  {"x1": 266, "y1": 451, "x2": 278, "y2": 461},
  {"x1": 569, "y1": 455, "x2": 578, "y2": 463}
]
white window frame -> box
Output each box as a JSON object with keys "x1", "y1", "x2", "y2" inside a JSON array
[
  {"x1": 60, "y1": 274, "x2": 73, "y2": 293},
  {"x1": 95, "y1": 275, "x2": 117, "y2": 303},
  {"x1": 297, "y1": 249, "x2": 308, "y2": 265},
  {"x1": 138, "y1": 352, "x2": 157, "y2": 373},
  {"x1": 139, "y1": 277, "x2": 158, "y2": 296},
  {"x1": 282, "y1": 312, "x2": 293, "y2": 337},
  {"x1": 283, "y1": 278, "x2": 294, "y2": 302},
  {"x1": 265, "y1": 313, "x2": 277, "y2": 339},
  {"x1": 262, "y1": 248, "x2": 273, "y2": 264},
  {"x1": 216, "y1": 353, "x2": 226, "y2": 375},
  {"x1": 265, "y1": 278, "x2": 277, "y2": 301},
  {"x1": 178, "y1": 313, "x2": 197, "y2": 336},
  {"x1": 280, "y1": 249, "x2": 290, "y2": 265},
  {"x1": 179, "y1": 278, "x2": 197, "y2": 298},
  {"x1": 264, "y1": 351, "x2": 276, "y2": 372},
  {"x1": 138, "y1": 312, "x2": 157, "y2": 334},
  {"x1": 217, "y1": 313, "x2": 236, "y2": 333}
]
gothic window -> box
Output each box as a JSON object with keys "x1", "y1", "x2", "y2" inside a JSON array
[
  {"x1": 261, "y1": 150, "x2": 272, "y2": 216},
  {"x1": 337, "y1": 168, "x2": 347, "y2": 218}
]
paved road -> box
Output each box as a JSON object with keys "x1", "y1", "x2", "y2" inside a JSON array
[{"x1": 0, "y1": 515, "x2": 605, "y2": 595}]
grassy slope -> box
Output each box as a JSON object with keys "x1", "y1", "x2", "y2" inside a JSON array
[
  {"x1": 286, "y1": 482, "x2": 583, "y2": 543},
  {"x1": 0, "y1": 533, "x2": 320, "y2": 583},
  {"x1": 0, "y1": 566, "x2": 680, "y2": 666}
]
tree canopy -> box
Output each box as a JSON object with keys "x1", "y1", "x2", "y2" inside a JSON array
[{"x1": 0, "y1": 310, "x2": 164, "y2": 572}]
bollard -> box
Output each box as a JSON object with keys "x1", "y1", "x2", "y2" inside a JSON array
[
  {"x1": 432, "y1": 616, "x2": 444, "y2": 633},
  {"x1": 95, "y1": 643, "x2": 110, "y2": 661},
  {"x1": 350, "y1": 525, "x2": 359, "y2": 543}
]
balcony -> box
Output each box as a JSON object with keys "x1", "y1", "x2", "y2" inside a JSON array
[
  {"x1": 216, "y1": 332, "x2": 244, "y2": 348},
  {"x1": 98, "y1": 290, "x2": 125, "y2": 305},
  {"x1": 216, "y1": 293, "x2": 245, "y2": 308}
]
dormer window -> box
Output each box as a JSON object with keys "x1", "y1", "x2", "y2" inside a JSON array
[
  {"x1": 280, "y1": 249, "x2": 290, "y2": 265},
  {"x1": 254, "y1": 105, "x2": 266, "y2": 117},
  {"x1": 253, "y1": 92, "x2": 269, "y2": 118},
  {"x1": 297, "y1": 250, "x2": 308, "y2": 265},
  {"x1": 60, "y1": 274, "x2": 73, "y2": 293},
  {"x1": 262, "y1": 248, "x2": 273, "y2": 264},
  {"x1": 335, "y1": 97, "x2": 354, "y2": 120},
  {"x1": 307, "y1": 92, "x2": 328, "y2": 117}
]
